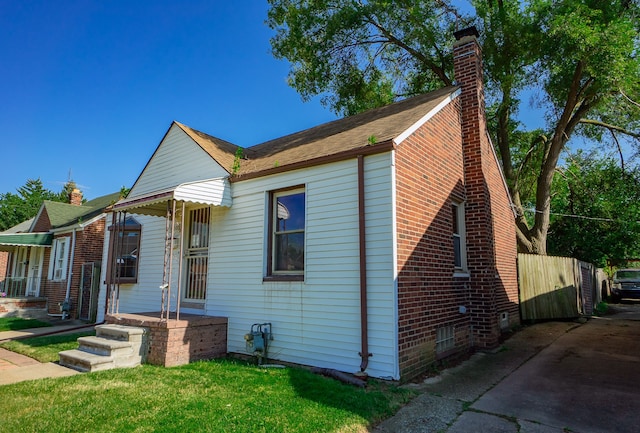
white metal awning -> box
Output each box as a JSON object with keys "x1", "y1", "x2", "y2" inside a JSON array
[{"x1": 111, "y1": 177, "x2": 232, "y2": 216}]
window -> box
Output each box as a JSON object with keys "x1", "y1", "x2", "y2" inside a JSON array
[
  {"x1": 184, "y1": 207, "x2": 210, "y2": 302},
  {"x1": 109, "y1": 217, "x2": 141, "y2": 284},
  {"x1": 268, "y1": 187, "x2": 305, "y2": 278},
  {"x1": 436, "y1": 325, "x2": 456, "y2": 354},
  {"x1": 49, "y1": 237, "x2": 69, "y2": 281},
  {"x1": 452, "y1": 202, "x2": 467, "y2": 271}
]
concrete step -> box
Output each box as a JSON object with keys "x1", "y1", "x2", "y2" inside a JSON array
[
  {"x1": 59, "y1": 324, "x2": 147, "y2": 373},
  {"x1": 77, "y1": 336, "x2": 134, "y2": 357},
  {"x1": 59, "y1": 349, "x2": 115, "y2": 373},
  {"x1": 96, "y1": 324, "x2": 145, "y2": 342}
]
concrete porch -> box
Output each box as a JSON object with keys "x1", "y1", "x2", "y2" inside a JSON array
[{"x1": 105, "y1": 312, "x2": 228, "y2": 367}]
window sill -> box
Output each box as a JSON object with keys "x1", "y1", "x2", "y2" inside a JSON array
[
  {"x1": 263, "y1": 275, "x2": 304, "y2": 283},
  {"x1": 453, "y1": 271, "x2": 470, "y2": 278}
]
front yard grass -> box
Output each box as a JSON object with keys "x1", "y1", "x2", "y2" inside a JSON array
[
  {"x1": 0, "y1": 330, "x2": 95, "y2": 362},
  {"x1": 0, "y1": 316, "x2": 51, "y2": 332},
  {"x1": 0, "y1": 358, "x2": 414, "y2": 432},
  {"x1": 0, "y1": 332, "x2": 413, "y2": 432}
]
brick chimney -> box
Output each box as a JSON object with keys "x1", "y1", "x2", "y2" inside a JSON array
[
  {"x1": 69, "y1": 188, "x2": 83, "y2": 206},
  {"x1": 453, "y1": 27, "x2": 501, "y2": 348}
]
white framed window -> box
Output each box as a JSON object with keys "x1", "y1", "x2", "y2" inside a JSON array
[
  {"x1": 452, "y1": 202, "x2": 467, "y2": 272},
  {"x1": 48, "y1": 237, "x2": 70, "y2": 281},
  {"x1": 267, "y1": 187, "x2": 305, "y2": 279}
]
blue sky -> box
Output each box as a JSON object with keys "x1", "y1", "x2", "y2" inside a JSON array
[{"x1": 0, "y1": 1, "x2": 338, "y2": 200}]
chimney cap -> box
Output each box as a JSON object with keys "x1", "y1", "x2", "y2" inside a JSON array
[{"x1": 454, "y1": 26, "x2": 480, "y2": 41}]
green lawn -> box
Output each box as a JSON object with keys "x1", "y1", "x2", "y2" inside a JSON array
[
  {"x1": 0, "y1": 358, "x2": 414, "y2": 432},
  {"x1": 0, "y1": 331, "x2": 413, "y2": 432},
  {"x1": 0, "y1": 330, "x2": 95, "y2": 362},
  {"x1": 0, "y1": 317, "x2": 51, "y2": 332}
]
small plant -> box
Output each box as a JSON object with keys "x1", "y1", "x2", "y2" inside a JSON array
[
  {"x1": 594, "y1": 301, "x2": 609, "y2": 316},
  {"x1": 232, "y1": 147, "x2": 244, "y2": 175},
  {"x1": 0, "y1": 291, "x2": 6, "y2": 297},
  {"x1": 367, "y1": 134, "x2": 377, "y2": 145}
]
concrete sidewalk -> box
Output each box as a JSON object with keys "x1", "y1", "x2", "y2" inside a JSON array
[
  {"x1": 373, "y1": 320, "x2": 582, "y2": 433},
  {"x1": 0, "y1": 321, "x2": 93, "y2": 385}
]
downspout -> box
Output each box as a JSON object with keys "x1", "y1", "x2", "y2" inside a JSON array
[{"x1": 358, "y1": 155, "x2": 371, "y2": 372}]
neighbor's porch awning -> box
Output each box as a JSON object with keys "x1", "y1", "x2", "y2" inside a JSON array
[
  {"x1": 0, "y1": 233, "x2": 53, "y2": 251},
  {"x1": 111, "y1": 177, "x2": 232, "y2": 216}
]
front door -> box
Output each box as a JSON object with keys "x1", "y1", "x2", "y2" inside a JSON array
[
  {"x1": 26, "y1": 247, "x2": 44, "y2": 296},
  {"x1": 183, "y1": 207, "x2": 211, "y2": 305}
]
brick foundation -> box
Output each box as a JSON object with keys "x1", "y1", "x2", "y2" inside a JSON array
[
  {"x1": 105, "y1": 312, "x2": 228, "y2": 367},
  {"x1": 0, "y1": 297, "x2": 48, "y2": 319}
]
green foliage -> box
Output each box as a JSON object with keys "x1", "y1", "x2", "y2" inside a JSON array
[
  {"x1": 0, "y1": 178, "x2": 71, "y2": 231},
  {"x1": 0, "y1": 358, "x2": 415, "y2": 432},
  {"x1": 267, "y1": 0, "x2": 460, "y2": 116},
  {"x1": 268, "y1": 0, "x2": 640, "y2": 254},
  {"x1": 0, "y1": 330, "x2": 95, "y2": 363},
  {"x1": 0, "y1": 317, "x2": 51, "y2": 332},
  {"x1": 547, "y1": 151, "x2": 640, "y2": 266},
  {"x1": 232, "y1": 147, "x2": 244, "y2": 175}
]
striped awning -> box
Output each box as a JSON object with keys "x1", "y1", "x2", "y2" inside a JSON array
[
  {"x1": 111, "y1": 178, "x2": 232, "y2": 216},
  {"x1": 0, "y1": 233, "x2": 53, "y2": 251}
]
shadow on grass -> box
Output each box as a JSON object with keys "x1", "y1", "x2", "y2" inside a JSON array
[{"x1": 286, "y1": 365, "x2": 415, "y2": 425}]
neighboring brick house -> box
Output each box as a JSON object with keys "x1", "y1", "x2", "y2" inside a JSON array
[
  {"x1": 0, "y1": 190, "x2": 120, "y2": 321},
  {"x1": 103, "y1": 27, "x2": 518, "y2": 381}
]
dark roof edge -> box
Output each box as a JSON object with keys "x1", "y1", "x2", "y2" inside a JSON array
[{"x1": 231, "y1": 140, "x2": 396, "y2": 182}]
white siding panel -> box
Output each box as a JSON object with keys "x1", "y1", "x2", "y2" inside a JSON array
[
  {"x1": 121, "y1": 152, "x2": 398, "y2": 379},
  {"x1": 130, "y1": 125, "x2": 229, "y2": 197},
  {"x1": 206, "y1": 154, "x2": 398, "y2": 379}
]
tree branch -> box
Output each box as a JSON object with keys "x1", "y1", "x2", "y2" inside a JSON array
[
  {"x1": 362, "y1": 16, "x2": 452, "y2": 86},
  {"x1": 579, "y1": 118, "x2": 640, "y2": 139}
]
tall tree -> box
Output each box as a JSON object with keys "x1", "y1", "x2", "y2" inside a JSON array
[
  {"x1": 267, "y1": 0, "x2": 640, "y2": 254},
  {"x1": 548, "y1": 152, "x2": 640, "y2": 266},
  {"x1": 0, "y1": 178, "x2": 70, "y2": 231}
]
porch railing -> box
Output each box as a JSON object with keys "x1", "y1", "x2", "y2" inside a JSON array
[{"x1": 0, "y1": 276, "x2": 42, "y2": 297}]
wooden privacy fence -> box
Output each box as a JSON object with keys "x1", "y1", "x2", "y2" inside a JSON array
[{"x1": 518, "y1": 254, "x2": 605, "y2": 321}]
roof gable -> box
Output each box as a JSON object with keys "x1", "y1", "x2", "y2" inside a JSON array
[
  {"x1": 30, "y1": 192, "x2": 121, "y2": 232},
  {"x1": 127, "y1": 122, "x2": 238, "y2": 197}
]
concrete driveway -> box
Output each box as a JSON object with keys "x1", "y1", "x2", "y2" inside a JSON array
[{"x1": 374, "y1": 302, "x2": 640, "y2": 433}]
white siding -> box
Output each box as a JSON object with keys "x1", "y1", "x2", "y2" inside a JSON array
[
  {"x1": 115, "y1": 152, "x2": 398, "y2": 379},
  {"x1": 207, "y1": 154, "x2": 398, "y2": 379},
  {"x1": 130, "y1": 124, "x2": 229, "y2": 197}
]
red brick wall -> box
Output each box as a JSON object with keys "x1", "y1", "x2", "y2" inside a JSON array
[
  {"x1": 41, "y1": 218, "x2": 106, "y2": 317},
  {"x1": 106, "y1": 314, "x2": 228, "y2": 367},
  {"x1": 0, "y1": 251, "x2": 8, "y2": 283},
  {"x1": 31, "y1": 209, "x2": 51, "y2": 233},
  {"x1": 395, "y1": 30, "x2": 519, "y2": 381},
  {"x1": 395, "y1": 99, "x2": 471, "y2": 380},
  {"x1": 453, "y1": 33, "x2": 519, "y2": 346}
]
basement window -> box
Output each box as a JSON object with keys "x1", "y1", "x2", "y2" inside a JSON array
[{"x1": 436, "y1": 325, "x2": 456, "y2": 354}]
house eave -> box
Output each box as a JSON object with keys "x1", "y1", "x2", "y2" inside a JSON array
[{"x1": 231, "y1": 140, "x2": 396, "y2": 182}]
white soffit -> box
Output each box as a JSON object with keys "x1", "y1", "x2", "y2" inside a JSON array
[
  {"x1": 393, "y1": 89, "x2": 461, "y2": 146},
  {"x1": 112, "y1": 177, "x2": 232, "y2": 216}
]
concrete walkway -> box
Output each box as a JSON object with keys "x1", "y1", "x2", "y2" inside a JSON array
[
  {"x1": 374, "y1": 303, "x2": 640, "y2": 433},
  {"x1": 0, "y1": 321, "x2": 93, "y2": 385}
]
